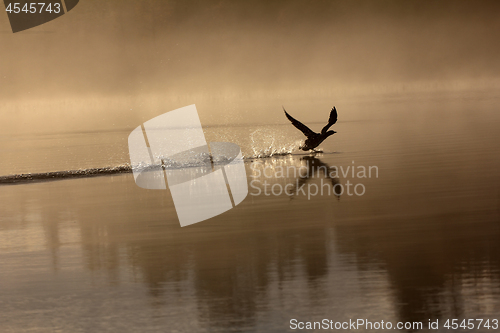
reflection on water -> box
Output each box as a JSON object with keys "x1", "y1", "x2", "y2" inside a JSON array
[
  {"x1": 1, "y1": 162, "x2": 499, "y2": 331},
  {"x1": 1, "y1": 95, "x2": 500, "y2": 332},
  {"x1": 288, "y1": 156, "x2": 342, "y2": 199},
  {"x1": 335, "y1": 212, "x2": 500, "y2": 323},
  {"x1": 248, "y1": 155, "x2": 342, "y2": 200}
]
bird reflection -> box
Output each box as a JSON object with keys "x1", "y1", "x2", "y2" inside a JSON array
[{"x1": 287, "y1": 155, "x2": 341, "y2": 200}]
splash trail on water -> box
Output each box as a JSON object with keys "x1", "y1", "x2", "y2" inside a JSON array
[{"x1": 0, "y1": 143, "x2": 334, "y2": 185}]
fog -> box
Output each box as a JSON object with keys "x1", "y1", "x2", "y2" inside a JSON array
[{"x1": 1, "y1": 0, "x2": 499, "y2": 133}]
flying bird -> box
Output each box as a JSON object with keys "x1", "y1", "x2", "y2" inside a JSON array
[{"x1": 283, "y1": 106, "x2": 338, "y2": 151}]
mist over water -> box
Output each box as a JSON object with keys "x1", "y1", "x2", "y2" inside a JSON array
[
  {"x1": 1, "y1": 0, "x2": 500, "y2": 135},
  {"x1": 1, "y1": 1, "x2": 500, "y2": 332}
]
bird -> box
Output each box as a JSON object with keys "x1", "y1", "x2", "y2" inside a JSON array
[{"x1": 283, "y1": 106, "x2": 338, "y2": 151}]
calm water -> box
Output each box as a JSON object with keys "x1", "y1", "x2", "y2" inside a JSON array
[{"x1": 1, "y1": 92, "x2": 500, "y2": 332}]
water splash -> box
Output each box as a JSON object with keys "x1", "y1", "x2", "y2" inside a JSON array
[
  {"x1": 248, "y1": 129, "x2": 302, "y2": 158},
  {"x1": 244, "y1": 139, "x2": 303, "y2": 159}
]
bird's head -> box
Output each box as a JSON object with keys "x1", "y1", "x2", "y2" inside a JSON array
[{"x1": 326, "y1": 130, "x2": 337, "y2": 136}]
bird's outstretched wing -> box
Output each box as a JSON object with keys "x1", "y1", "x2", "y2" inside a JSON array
[
  {"x1": 283, "y1": 107, "x2": 315, "y2": 138},
  {"x1": 321, "y1": 106, "x2": 337, "y2": 134}
]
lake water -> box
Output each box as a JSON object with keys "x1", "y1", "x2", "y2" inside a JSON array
[{"x1": 1, "y1": 91, "x2": 499, "y2": 332}]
